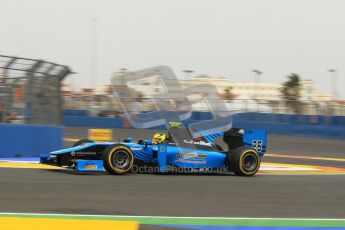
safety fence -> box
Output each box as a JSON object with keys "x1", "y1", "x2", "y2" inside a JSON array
[
  {"x1": 0, "y1": 55, "x2": 71, "y2": 125},
  {"x1": 64, "y1": 111, "x2": 345, "y2": 126},
  {"x1": 63, "y1": 97, "x2": 345, "y2": 117}
]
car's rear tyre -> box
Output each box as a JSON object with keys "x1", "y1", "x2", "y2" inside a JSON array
[
  {"x1": 73, "y1": 139, "x2": 95, "y2": 147},
  {"x1": 226, "y1": 146, "x2": 260, "y2": 176},
  {"x1": 103, "y1": 144, "x2": 134, "y2": 175}
]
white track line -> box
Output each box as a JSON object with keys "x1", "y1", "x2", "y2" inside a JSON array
[{"x1": 0, "y1": 212, "x2": 344, "y2": 221}]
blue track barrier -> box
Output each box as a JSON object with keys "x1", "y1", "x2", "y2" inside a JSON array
[
  {"x1": 64, "y1": 109, "x2": 88, "y2": 116},
  {"x1": 0, "y1": 124, "x2": 63, "y2": 158},
  {"x1": 63, "y1": 112, "x2": 345, "y2": 139},
  {"x1": 232, "y1": 121, "x2": 345, "y2": 139},
  {"x1": 64, "y1": 116, "x2": 123, "y2": 128}
]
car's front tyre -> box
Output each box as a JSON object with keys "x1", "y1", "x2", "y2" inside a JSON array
[{"x1": 103, "y1": 144, "x2": 134, "y2": 175}]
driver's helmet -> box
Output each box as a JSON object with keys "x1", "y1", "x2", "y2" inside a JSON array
[{"x1": 152, "y1": 133, "x2": 166, "y2": 145}]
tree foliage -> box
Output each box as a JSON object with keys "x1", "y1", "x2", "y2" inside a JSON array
[
  {"x1": 281, "y1": 73, "x2": 301, "y2": 113},
  {"x1": 222, "y1": 86, "x2": 236, "y2": 100}
]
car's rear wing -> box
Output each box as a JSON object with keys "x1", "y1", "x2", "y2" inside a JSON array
[
  {"x1": 168, "y1": 123, "x2": 267, "y2": 154},
  {"x1": 223, "y1": 129, "x2": 267, "y2": 155}
]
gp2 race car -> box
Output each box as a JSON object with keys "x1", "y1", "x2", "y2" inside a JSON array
[{"x1": 40, "y1": 125, "x2": 267, "y2": 176}]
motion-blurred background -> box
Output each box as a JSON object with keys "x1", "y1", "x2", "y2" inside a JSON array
[{"x1": 1, "y1": 0, "x2": 345, "y2": 132}]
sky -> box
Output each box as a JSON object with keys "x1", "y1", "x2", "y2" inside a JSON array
[{"x1": 1, "y1": 0, "x2": 345, "y2": 98}]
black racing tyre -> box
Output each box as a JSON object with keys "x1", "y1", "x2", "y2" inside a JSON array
[
  {"x1": 73, "y1": 139, "x2": 95, "y2": 147},
  {"x1": 103, "y1": 144, "x2": 134, "y2": 175},
  {"x1": 226, "y1": 146, "x2": 260, "y2": 176}
]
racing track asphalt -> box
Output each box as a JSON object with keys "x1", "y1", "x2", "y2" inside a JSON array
[
  {"x1": 0, "y1": 127, "x2": 344, "y2": 218},
  {"x1": 0, "y1": 168, "x2": 344, "y2": 218}
]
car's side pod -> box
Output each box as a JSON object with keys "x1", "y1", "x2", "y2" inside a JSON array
[{"x1": 223, "y1": 129, "x2": 267, "y2": 155}]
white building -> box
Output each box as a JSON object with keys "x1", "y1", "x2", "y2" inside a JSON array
[{"x1": 112, "y1": 69, "x2": 333, "y2": 102}]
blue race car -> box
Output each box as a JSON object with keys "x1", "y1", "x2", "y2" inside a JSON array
[{"x1": 40, "y1": 125, "x2": 267, "y2": 176}]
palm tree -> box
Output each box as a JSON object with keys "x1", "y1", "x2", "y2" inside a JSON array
[
  {"x1": 281, "y1": 73, "x2": 301, "y2": 113},
  {"x1": 222, "y1": 86, "x2": 235, "y2": 100}
]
